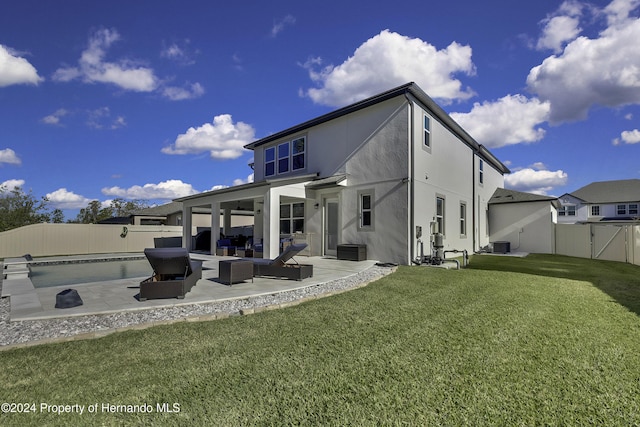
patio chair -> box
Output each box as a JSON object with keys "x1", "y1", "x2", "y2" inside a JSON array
[
  {"x1": 140, "y1": 248, "x2": 203, "y2": 300},
  {"x1": 246, "y1": 243, "x2": 313, "y2": 280},
  {"x1": 216, "y1": 238, "x2": 237, "y2": 256}
]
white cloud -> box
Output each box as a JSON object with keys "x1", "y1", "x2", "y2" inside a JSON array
[
  {"x1": 162, "y1": 82, "x2": 205, "y2": 101},
  {"x1": 86, "y1": 107, "x2": 127, "y2": 129},
  {"x1": 233, "y1": 173, "x2": 254, "y2": 186},
  {"x1": 527, "y1": 0, "x2": 640, "y2": 122},
  {"x1": 41, "y1": 108, "x2": 69, "y2": 125},
  {"x1": 45, "y1": 188, "x2": 92, "y2": 209},
  {"x1": 52, "y1": 29, "x2": 204, "y2": 100},
  {"x1": 537, "y1": 16, "x2": 582, "y2": 52},
  {"x1": 613, "y1": 128, "x2": 640, "y2": 144},
  {"x1": 271, "y1": 15, "x2": 296, "y2": 37},
  {"x1": 102, "y1": 179, "x2": 198, "y2": 200},
  {"x1": 0, "y1": 148, "x2": 21, "y2": 165},
  {"x1": 0, "y1": 179, "x2": 25, "y2": 190},
  {"x1": 536, "y1": 1, "x2": 584, "y2": 52},
  {"x1": 504, "y1": 167, "x2": 568, "y2": 195},
  {"x1": 162, "y1": 114, "x2": 255, "y2": 160},
  {"x1": 0, "y1": 44, "x2": 43, "y2": 87},
  {"x1": 53, "y1": 28, "x2": 158, "y2": 92},
  {"x1": 450, "y1": 95, "x2": 550, "y2": 148},
  {"x1": 160, "y1": 39, "x2": 197, "y2": 65},
  {"x1": 604, "y1": 0, "x2": 640, "y2": 26},
  {"x1": 302, "y1": 30, "x2": 476, "y2": 107}
]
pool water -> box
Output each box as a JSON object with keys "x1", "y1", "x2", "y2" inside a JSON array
[{"x1": 29, "y1": 259, "x2": 153, "y2": 288}]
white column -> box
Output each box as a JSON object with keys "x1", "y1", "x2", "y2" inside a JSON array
[
  {"x1": 182, "y1": 204, "x2": 193, "y2": 251},
  {"x1": 263, "y1": 189, "x2": 280, "y2": 259},
  {"x1": 223, "y1": 208, "x2": 232, "y2": 236},
  {"x1": 210, "y1": 201, "x2": 221, "y2": 254}
]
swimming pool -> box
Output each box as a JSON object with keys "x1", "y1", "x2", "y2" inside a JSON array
[{"x1": 29, "y1": 258, "x2": 152, "y2": 288}]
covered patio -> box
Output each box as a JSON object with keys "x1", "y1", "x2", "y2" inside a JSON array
[{"x1": 177, "y1": 174, "x2": 331, "y2": 260}]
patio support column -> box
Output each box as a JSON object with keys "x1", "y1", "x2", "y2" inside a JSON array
[
  {"x1": 210, "y1": 201, "x2": 220, "y2": 255},
  {"x1": 223, "y1": 208, "x2": 232, "y2": 236},
  {"x1": 182, "y1": 204, "x2": 193, "y2": 251},
  {"x1": 263, "y1": 188, "x2": 280, "y2": 260}
]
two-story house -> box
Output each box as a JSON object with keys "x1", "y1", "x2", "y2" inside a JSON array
[
  {"x1": 176, "y1": 83, "x2": 510, "y2": 265},
  {"x1": 557, "y1": 179, "x2": 640, "y2": 224}
]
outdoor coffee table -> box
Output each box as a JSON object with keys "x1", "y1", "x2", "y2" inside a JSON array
[{"x1": 218, "y1": 259, "x2": 254, "y2": 285}]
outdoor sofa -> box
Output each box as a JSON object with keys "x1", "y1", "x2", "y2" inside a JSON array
[
  {"x1": 244, "y1": 243, "x2": 313, "y2": 280},
  {"x1": 140, "y1": 247, "x2": 203, "y2": 300}
]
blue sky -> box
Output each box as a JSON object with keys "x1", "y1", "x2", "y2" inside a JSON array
[{"x1": 1, "y1": 0, "x2": 639, "y2": 219}]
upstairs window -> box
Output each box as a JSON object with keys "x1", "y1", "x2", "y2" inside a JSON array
[
  {"x1": 265, "y1": 136, "x2": 306, "y2": 177},
  {"x1": 591, "y1": 205, "x2": 600, "y2": 216},
  {"x1": 423, "y1": 115, "x2": 431, "y2": 148},
  {"x1": 292, "y1": 137, "x2": 305, "y2": 170},
  {"x1": 278, "y1": 142, "x2": 290, "y2": 174},
  {"x1": 559, "y1": 206, "x2": 576, "y2": 216},
  {"x1": 479, "y1": 159, "x2": 484, "y2": 185},
  {"x1": 630, "y1": 204, "x2": 638, "y2": 215},
  {"x1": 265, "y1": 147, "x2": 275, "y2": 177},
  {"x1": 617, "y1": 204, "x2": 627, "y2": 215}
]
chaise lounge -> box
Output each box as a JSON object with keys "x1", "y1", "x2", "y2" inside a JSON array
[
  {"x1": 246, "y1": 243, "x2": 313, "y2": 280},
  {"x1": 140, "y1": 248, "x2": 203, "y2": 300}
]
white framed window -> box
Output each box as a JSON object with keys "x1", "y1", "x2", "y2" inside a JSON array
[
  {"x1": 265, "y1": 147, "x2": 275, "y2": 177},
  {"x1": 617, "y1": 204, "x2": 627, "y2": 215},
  {"x1": 559, "y1": 206, "x2": 576, "y2": 216},
  {"x1": 280, "y1": 202, "x2": 304, "y2": 234},
  {"x1": 292, "y1": 137, "x2": 305, "y2": 170},
  {"x1": 591, "y1": 205, "x2": 600, "y2": 216},
  {"x1": 265, "y1": 136, "x2": 307, "y2": 177},
  {"x1": 460, "y1": 202, "x2": 467, "y2": 237},
  {"x1": 423, "y1": 115, "x2": 431, "y2": 148},
  {"x1": 358, "y1": 190, "x2": 374, "y2": 230},
  {"x1": 479, "y1": 159, "x2": 484, "y2": 185},
  {"x1": 278, "y1": 142, "x2": 290, "y2": 174},
  {"x1": 630, "y1": 204, "x2": 638, "y2": 215},
  {"x1": 436, "y1": 196, "x2": 445, "y2": 235}
]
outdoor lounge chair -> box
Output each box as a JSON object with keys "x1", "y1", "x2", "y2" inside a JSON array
[
  {"x1": 140, "y1": 248, "x2": 203, "y2": 300},
  {"x1": 246, "y1": 243, "x2": 313, "y2": 280}
]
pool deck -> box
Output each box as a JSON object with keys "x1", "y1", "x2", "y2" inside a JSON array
[{"x1": 1, "y1": 253, "x2": 378, "y2": 322}]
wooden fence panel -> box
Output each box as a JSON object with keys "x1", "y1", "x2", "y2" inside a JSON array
[
  {"x1": 0, "y1": 224, "x2": 182, "y2": 259},
  {"x1": 555, "y1": 223, "x2": 640, "y2": 266},
  {"x1": 555, "y1": 224, "x2": 591, "y2": 259}
]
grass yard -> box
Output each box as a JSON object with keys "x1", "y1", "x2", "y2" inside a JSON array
[{"x1": 1, "y1": 254, "x2": 640, "y2": 426}]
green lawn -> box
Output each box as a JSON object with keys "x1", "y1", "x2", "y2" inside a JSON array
[{"x1": 1, "y1": 254, "x2": 640, "y2": 426}]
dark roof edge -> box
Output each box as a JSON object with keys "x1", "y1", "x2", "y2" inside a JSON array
[
  {"x1": 174, "y1": 180, "x2": 270, "y2": 202},
  {"x1": 245, "y1": 82, "x2": 509, "y2": 175},
  {"x1": 245, "y1": 83, "x2": 415, "y2": 149}
]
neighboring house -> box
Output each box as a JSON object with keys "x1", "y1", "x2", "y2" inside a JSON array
[
  {"x1": 557, "y1": 179, "x2": 640, "y2": 224},
  {"x1": 176, "y1": 82, "x2": 510, "y2": 264},
  {"x1": 488, "y1": 188, "x2": 560, "y2": 254}
]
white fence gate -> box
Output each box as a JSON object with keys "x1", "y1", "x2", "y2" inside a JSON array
[{"x1": 555, "y1": 223, "x2": 640, "y2": 266}]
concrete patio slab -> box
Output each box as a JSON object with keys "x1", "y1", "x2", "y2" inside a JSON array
[{"x1": 3, "y1": 254, "x2": 378, "y2": 321}]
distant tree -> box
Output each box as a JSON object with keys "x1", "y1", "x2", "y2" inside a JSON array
[
  {"x1": 50, "y1": 209, "x2": 65, "y2": 223},
  {"x1": 74, "y1": 198, "x2": 149, "y2": 224},
  {"x1": 0, "y1": 186, "x2": 51, "y2": 232}
]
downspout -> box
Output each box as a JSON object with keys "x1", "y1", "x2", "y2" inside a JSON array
[
  {"x1": 406, "y1": 93, "x2": 415, "y2": 264},
  {"x1": 472, "y1": 152, "x2": 476, "y2": 252}
]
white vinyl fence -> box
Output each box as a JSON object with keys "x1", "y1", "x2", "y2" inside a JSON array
[
  {"x1": 0, "y1": 223, "x2": 183, "y2": 259},
  {"x1": 555, "y1": 223, "x2": 640, "y2": 266}
]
